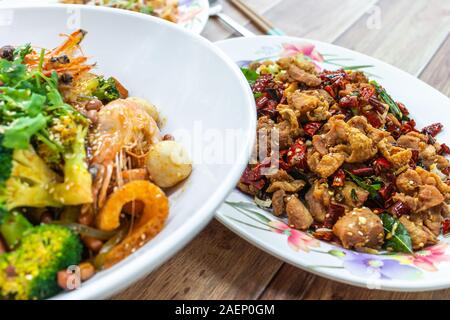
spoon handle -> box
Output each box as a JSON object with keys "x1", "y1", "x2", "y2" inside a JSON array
[{"x1": 214, "y1": 12, "x2": 256, "y2": 37}]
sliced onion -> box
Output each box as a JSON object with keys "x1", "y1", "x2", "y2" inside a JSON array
[
  {"x1": 51, "y1": 222, "x2": 117, "y2": 240},
  {"x1": 94, "y1": 220, "x2": 130, "y2": 270},
  {"x1": 254, "y1": 196, "x2": 272, "y2": 209}
]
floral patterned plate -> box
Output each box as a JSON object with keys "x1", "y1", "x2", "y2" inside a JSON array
[
  {"x1": 215, "y1": 36, "x2": 450, "y2": 292},
  {"x1": 0, "y1": 0, "x2": 209, "y2": 34}
]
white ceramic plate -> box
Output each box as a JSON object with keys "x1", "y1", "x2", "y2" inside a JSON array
[
  {"x1": 0, "y1": 0, "x2": 209, "y2": 34},
  {"x1": 215, "y1": 36, "x2": 450, "y2": 292},
  {"x1": 0, "y1": 4, "x2": 255, "y2": 299}
]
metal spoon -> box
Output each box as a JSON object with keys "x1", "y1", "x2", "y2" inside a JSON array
[{"x1": 208, "y1": 0, "x2": 255, "y2": 37}]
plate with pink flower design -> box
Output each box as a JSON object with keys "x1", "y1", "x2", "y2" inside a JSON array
[{"x1": 215, "y1": 36, "x2": 450, "y2": 292}]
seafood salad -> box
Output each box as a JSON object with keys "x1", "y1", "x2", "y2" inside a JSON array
[
  {"x1": 238, "y1": 55, "x2": 450, "y2": 254},
  {"x1": 0, "y1": 30, "x2": 192, "y2": 300},
  {"x1": 62, "y1": 0, "x2": 179, "y2": 22}
]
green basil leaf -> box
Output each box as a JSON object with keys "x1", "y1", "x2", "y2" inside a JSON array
[
  {"x1": 380, "y1": 213, "x2": 413, "y2": 254},
  {"x1": 241, "y1": 67, "x2": 259, "y2": 85},
  {"x1": 345, "y1": 170, "x2": 380, "y2": 199}
]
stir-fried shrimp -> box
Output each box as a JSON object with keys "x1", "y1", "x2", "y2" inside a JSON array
[{"x1": 89, "y1": 98, "x2": 161, "y2": 209}]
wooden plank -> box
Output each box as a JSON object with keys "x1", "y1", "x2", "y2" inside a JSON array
[
  {"x1": 420, "y1": 35, "x2": 450, "y2": 96},
  {"x1": 246, "y1": 0, "x2": 379, "y2": 42},
  {"x1": 260, "y1": 2, "x2": 450, "y2": 301},
  {"x1": 112, "y1": 220, "x2": 283, "y2": 299},
  {"x1": 334, "y1": 0, "x2": 450, "y2": 75},
  {"x1": 203, "y1": 0, "x2": 379, "y2": 42}
]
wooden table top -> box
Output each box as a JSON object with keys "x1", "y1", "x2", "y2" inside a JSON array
[{"x1": 113, "y1": 0, "x2": 450, "y2": 300}]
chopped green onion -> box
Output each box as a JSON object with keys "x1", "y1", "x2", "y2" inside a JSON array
[{"x1": 371, "y1": 80, "x2": 403, "y2": 120}]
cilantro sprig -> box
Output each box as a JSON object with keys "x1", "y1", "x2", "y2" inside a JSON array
[{"x1": 0, "y1": 45, "x2": 86, "y2": 151}]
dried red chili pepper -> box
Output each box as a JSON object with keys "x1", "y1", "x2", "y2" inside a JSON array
[
  {"x1": 443, "y1": 220, "x2": 450, "y2": 235},
  {"x1": 350, "y1": 167, "x2": 375, "y2": 177},
  {"x1": 364, "y1": 110, "x2": 382, "y2": 128},
  {"x1": 320, "y1": 70, "x2": 348, "y2": 82},
  {"x1": 303, "y1": 122, "x2": 322, "y2": 137},
  {"x1": 360, "y1": 86, "x2": 375, "y2": 100},
  {"x1": 379, "y1": 183, "x2": 395, "y2": 201},
  {"x1": 385, "y1": 118, "x2": 401, "y2": 137},
  {"x1": 240, "y1": 166, "x2": 266, "y2": 190},
  {"x1": 285, "y1": 140, "x2": 308, "y2": 170},
  {"x1": 241, "y1": 166, "x2": 260, "y2": 182},
  {"x1": 277, "y1": 149, "x2": 291, "y2": 170},
  {"x1": 368, "y1": 96, "x2": 385, "y2": 114},
  {"x1": 439, "y1": 144, "x2": 450, "y2": 156},
  {"x1": 401, "y1": 119, "x2": 417, "y2": 134},
  {"x1": 397, "y1": 102, "x2": 410, "y2": 116},
  {"x1": 258, "y1": 99, "x2": 278, "y2": 118},
  {"x1": 323, "y1": 203, "x2": 345, "y2": 229},
  {"x1": 442, "y1": 167, "x2": 450, "y2": 176},
  {"x1": 265, "y1": 85, "x2": 284, "y2": 103},
  {"x1": 373, "y1": 157, "x2": 392, "y2": 171},
  {"x1": 252, "y1": 74, "x2": 273, "y2": 93},
  {"x1": 389, "y1": 201, "x2": 411, "y2": 218},
  {"x1": 339, "y1": 95, "x2": 359, "y2": 109},
  {"x1": 331, "y1": 169, "x2": 346, "y2": 187},
  {"x1": 255, "y1": 95, "x2": 269, "y2": 108},
  {"x1": 331, "y1": 107, "x2": 353, "y2": 121},
  {"x1": 422, "y1": 123, "x2": 443, "y2": 137},
  {"x1": 320, "y1": 70, "x2": 350, "y2": 94},
  {"x1": 324, "y1": 85, "x2": 335, "y2": 98}
]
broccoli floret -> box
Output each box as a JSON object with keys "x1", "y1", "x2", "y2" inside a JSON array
[
  {"x1": 53, "y1": 126, "x2": 93, "y2": 205},
  {"x1": 0, "y1": 211, "x2": 32, "y2": 249},
  {"x1": 5, "y1": 146, "x2": 61, "y2": 210},
  {"x1": 92, "y1": 76, "x2": 120, "y2": 103},
  {"x1": 5, "y1": 140, "x2": 92, "y2": 209},
  {"x1": 0, "y1": 223, "x2": 82, "y2": 300}
]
